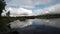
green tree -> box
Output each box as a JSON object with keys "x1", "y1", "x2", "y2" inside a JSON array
[
  {"x1": 0, "y1": 0, "x2": 6, "y2": 32},
  {"x1": 6, "y1": 11, "x2": 10, "y2": 17},
  {"x1": 0, "y1": 0, "x2": 6, "y2": 17}
]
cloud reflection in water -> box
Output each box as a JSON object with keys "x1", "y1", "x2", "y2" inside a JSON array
[
  {"x1": 10, "y1": 19, "x2": 33, "y2": 28},
  {"x1": 34, "y1": 18, "x2": 60, "y2": 28},
  {"x1": 10, "y1": 18, "x2": 60, "y2": 29}
]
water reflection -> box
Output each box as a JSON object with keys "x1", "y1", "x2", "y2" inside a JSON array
[
  {"x1": 10, "y1": 19, "x2": 33, "y2": 28},
  {"x1": 10, "y1": 18, "x2": 60, "y2": 29},
  {"x1": 33, "y1": 18, "x2": 60, "y2": 28}
]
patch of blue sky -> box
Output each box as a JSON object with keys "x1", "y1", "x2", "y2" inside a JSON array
[
  {"x1": 55, "y1": 0, "x2": 60, "y2": 3},
  {"x1": 10, "y1": 6, "x2": 20, "y2": 8},
  {"x1": 35, "y1": 0, "x2": 60, "y2": 9},
  {"x1": 32, "y1": 0, "x2": 60, "y2": 11},
  {"x1": 5, "y1": 0, "x2": 12, "y2": 3}
]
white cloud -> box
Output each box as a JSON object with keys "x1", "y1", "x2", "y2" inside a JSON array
[
  {"x1": 2, "y1": 8, "x2": 32, "y2": 17},
  {"x1": 9, "y1": 8, "x2": 32, "y2": 17},
  {"x1": 35, "y1": 4, "x2": 60, "y2": 15},
  {"x1": 6, "y1": 0, "x2": 53, "y2": 8}
]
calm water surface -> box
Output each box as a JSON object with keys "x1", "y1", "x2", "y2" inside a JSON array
[{"x1": 10, "y1": 18, "x2": 60, "y2": 29}]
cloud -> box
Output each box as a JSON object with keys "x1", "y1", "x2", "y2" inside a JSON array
[
  {"x1": 9, "y1": 8, "x2": 32, "y2": 17},
  {"x1": 35, "y1": 4, "x2": 60, "y2": 15},
  {"x1": 5, "y1": 0, "x2": 53, "y2": 8},
  {"x1": 2, "y1": 8, "x2": 32, "y2": 17}
]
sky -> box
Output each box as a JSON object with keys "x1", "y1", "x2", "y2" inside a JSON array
[{"x1": 2, "y1": 0, "x2": 60, "y2": 16}]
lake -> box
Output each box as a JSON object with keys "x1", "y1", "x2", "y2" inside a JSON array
[
  {"x1": 10, "y1": 18, "x2": 60, "y2": 28},
  {"x1": 9, "y1": 18, "x2": 60, "y2": 34}
]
